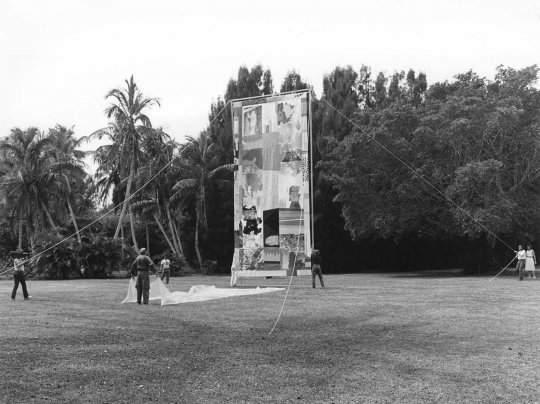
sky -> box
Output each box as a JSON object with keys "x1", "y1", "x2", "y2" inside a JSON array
[{"x1": 2, "y1": 0, "x2": 540, "y2": 155}]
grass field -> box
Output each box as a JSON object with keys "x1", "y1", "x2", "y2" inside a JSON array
[{"x1": 1, "y1": 273, "x2": 539, "y2": 404}]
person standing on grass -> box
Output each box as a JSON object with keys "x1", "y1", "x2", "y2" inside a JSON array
[
  {"x1": 160, "y1": 256, "x2": 171, "y2": 284},
  {"x1": 11, "y1": 252, "x2": 30, "y2": 301},
  {"x1": 311, "y1": 249, "x2": 325, "y2": 288},
  {"x1": 130, "y1": 248, "x2": 157, "y2": 304},
  {"x1": 515, "y1": 245, "x2": 526, "y2": 281},
  {"x1": 525, "y1": 244, "x2": 536, "y2": 279}
]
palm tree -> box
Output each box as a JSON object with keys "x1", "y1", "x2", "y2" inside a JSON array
[
  {"x1": 92, "y1": 122, "x2": 123, "y2": 206},
  {"x1": 131, "y1": 128, "x2": 186, "y2": 259},
  {"x1": 0, "y1": 128, "x2": 57, "y2": 253},
  {"x1": 171, "y1": 132, "x2": 233, "y2": 269},
  {"x1": 48, "y1": 125, "x2": 88, "y2": 245},
  {"x1": 93, "y1": 76, "x2": 160, "y2": 251}
]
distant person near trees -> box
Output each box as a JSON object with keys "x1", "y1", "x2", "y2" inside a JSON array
[
  {"x1": 160, "y1": 256, "x2": 171, "y2": 284},
  {"x1": 130, "y1": 248, "x2": 157, "y2": 304},
  {"x1": 311, "y1": 249, "x2": 325, "y2": 289},
  {"x1": 11, "y1": 251, "x2": 31, "y2": 301},
  {"x1": 515, "y1": 245, "x2": 526, "y2": 281},
  {"x1": 525, "y1": 244, "x2": 536, "y2": 279}
]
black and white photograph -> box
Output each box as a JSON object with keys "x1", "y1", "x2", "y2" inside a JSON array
[{"x1": 1, "y1": 0, "x2": 540, "y2": 403}]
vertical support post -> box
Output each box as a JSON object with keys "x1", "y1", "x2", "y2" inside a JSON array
[
  {"x1": 230, "y1": 99, "x2": 238, "y2": 278},
  {"x1": 308, "y1": 88, "x2": 315, "y2": 251}
]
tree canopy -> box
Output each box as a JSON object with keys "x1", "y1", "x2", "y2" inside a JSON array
[{"x1": 2, "y1": 65, "x2": 539, "y2": 277}]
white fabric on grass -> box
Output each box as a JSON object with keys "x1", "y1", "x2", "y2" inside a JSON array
[{"x1": 121, "y1": 277, "x2": 283, "y2": 306}]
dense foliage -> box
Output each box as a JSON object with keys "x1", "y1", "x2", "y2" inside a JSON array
[
  {"x1": 1, "y1": 64, "x2": 539, "y2": 277},
  {"x1": 320, "y1": 66, "x2": 540, "y2": 272}
]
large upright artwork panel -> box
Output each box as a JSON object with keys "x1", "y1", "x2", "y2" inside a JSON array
[{"x1": 231, "y1": 91, "x2": 312, "y2": 285}]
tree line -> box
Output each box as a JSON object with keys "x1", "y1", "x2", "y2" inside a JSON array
[{"x1": 1, "y1": 64, "x2": 538, "y2": 277}]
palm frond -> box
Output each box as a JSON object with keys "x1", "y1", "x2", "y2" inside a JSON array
[
  {"x1": 172, "y1": 178, "x2": 197, "y2": 193},
  {"x1": 208, "y1": 164, "x2": 235, "y2": 178}
]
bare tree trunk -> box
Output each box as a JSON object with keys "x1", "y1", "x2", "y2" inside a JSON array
[
  {"x1": 67, "y1": 199, "x2": 81, "y2": 245},
  {"x1": 153, "y1": 213, "x2": 177, "y2": 256},
  {"x1": 114, "y1": 158, "x2": 135, "y2": 239}
]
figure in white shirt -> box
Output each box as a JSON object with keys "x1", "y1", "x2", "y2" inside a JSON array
[
  {"x1": 524, "y1": 244, "x2": 536, "y2": 279},
  {"x1": 160, "y1": 257, "x2": 171, "y2": 285}
]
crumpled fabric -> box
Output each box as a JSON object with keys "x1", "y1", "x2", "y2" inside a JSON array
[{"x1": 121, "y1": 277, "x2": 283, "y2": 306}]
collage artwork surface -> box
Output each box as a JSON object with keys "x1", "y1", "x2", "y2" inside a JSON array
[{"x1": 232, "y1": 92, "x2": 311, "y2": 272}]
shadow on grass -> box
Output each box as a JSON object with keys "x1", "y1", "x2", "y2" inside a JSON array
[{"x1": 388, "y1": 268, "x2": 467, "y2": 278}]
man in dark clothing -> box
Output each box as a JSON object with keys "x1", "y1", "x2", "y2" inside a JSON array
[
  {"x1": 516, "y1": 244, "x2": 526, "y2": 281},
  {"x1": 11, "y1": 251, "x2": 30, "y2": 300},
  {"x1": 311, "y1": 249, "x2": 325, "y2": 288},
  {"x1": 130, "y1": 248, "x2": 156, "y2": 304}
]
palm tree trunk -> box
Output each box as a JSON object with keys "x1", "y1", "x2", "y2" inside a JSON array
[
  {"x1": 66, "y1": 199, "x2": 81, "y2": 245},
  {"x1": 40, "y1": 201, "x2": 58, "y2": 232},
  {"x1": 153, "y1": 213, "x2": 177, "y2": 256},
  {"x1": 27, "y1": 221, "x2": 35, "y2": 257},
  {"x1": 145, "y1": 223, "x2": 150, "y2": 255},
  {"x1": 171, "y1": 220, "x2": 184, "y2": 256},
  {"x1": 165, "y1": 206, "x2": 182, "y2": 257},
  {"x1": 62, "y1": 176, "x2": 81, "y2": 245},
  {"x1": 17, "y1": 216, "x2": 24, "y2": 251},
  {"x1": 200, "y1": 175, "x2": 207, "y2": 232},
  {"x1": 120, "y1": 224, "x2": 125, "y2": 260},
  {"x1": 193, "y1": 178, "x2": 207, "y2": 271},
  {"x1": 194, "y1": 213, "x2": 202, "y2": 270},
  {"x1": 129, "y1": 206, "x2": 138, "y2": 251},
  {"x1": 114, "y1": 158, "x2": 135, "y2": 239},
  {"x1": 29, "y1": 236, "x2": 35, "y2": 256},
  {"x1": 171, "y1": 219, "x2": 192, "y2": 272}
]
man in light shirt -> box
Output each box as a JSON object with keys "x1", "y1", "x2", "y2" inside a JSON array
[{"x1": 160, "y1": 256, "x2": 171, "y2": 285}]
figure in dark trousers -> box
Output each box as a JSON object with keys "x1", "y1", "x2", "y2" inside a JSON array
[
  {"x1": 516, "y1": 245, "x2": 526, "y2": 281},
  {"x1": 311, "y1": 249, "x2": 325, "y2": 288},
  {"x1": 130, "y1": 248, "x2": 156, "y2": 304},
  {"x1": 11, "y1": 252, "x2": 30, "y2": 300}
]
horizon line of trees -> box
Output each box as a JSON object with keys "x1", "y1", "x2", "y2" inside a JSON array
[{"x1": 1, "y1": 63, "x2": 539, "y2": 278}]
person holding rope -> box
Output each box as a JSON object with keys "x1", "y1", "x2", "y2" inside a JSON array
[
  {"x1": 311, "y1": 249, "x2": 325, "y2": 288},
  {"x1": 11, "y1": 251, "x2": 31, "y2": 301},
  {"x1": 130, "y1": 248, "x2": 157, "y2": 304}
]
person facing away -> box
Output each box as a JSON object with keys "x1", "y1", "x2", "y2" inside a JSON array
[
  {"x1": 160, "y1": 256, "x2": 171, "y2": 284},
  {"x1": 311, "y1": 249, "x2": 325, "y2": 289},
  {"x1": 130, "y1": 248, "x2": 156, "y2": 304},
  {"x1": 515, "y1": 244, "x2": 526, "y2": 281},
  {"x1": 525, "y1": 244, "x2": 537, "y2": 279},
  {"x1": 11, "y1": 253, "x2": 30, "y2": 301}
]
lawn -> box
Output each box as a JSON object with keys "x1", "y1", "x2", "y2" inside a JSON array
[{"x1": 1, "y1": 273, "x2": 539, "y2": 404}]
